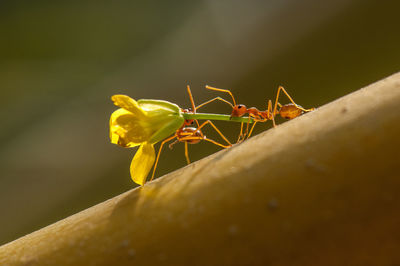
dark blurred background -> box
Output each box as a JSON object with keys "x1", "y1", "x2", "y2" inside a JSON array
[{"x1": 1, "y1": 0, "x2": 399, "y2": 245}]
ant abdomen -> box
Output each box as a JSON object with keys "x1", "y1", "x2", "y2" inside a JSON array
[
  {"x1": 279, "y1": 103, "x2": 304, "y2": 119},
  {"x1": 177, "y1": 127, "x2": 202, "y2": 144}
]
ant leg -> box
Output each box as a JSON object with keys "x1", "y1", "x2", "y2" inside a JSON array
[
  {"x1": 179, "y1": 135, "x2": 232, "y2": 149},
  {"x1": 267, "y1": 99, "x2": 277, "y2": 128},
  {"x1": 186, "y1": 85, "x2": 196, "y2": 112},
  {"x1": 271, "y1": 113, "x2": 276, "y2": 128},
  {"x1": 244, "y1": 113, "x2": 265, "y2": 140},
  {"x1": 184, "y1": 142, "x2": 190, "y2": 164},
  {"x1": 179, "y1": 119, "x2": 233, "y2": 146},
  {"x1": 195, "y1": 97, "x2": 234, "y2": 111},
  {"x1": 273, "y1": 86, "x2": 314, "y2": 115},
  {"x1": 247, "y1": 121, "x2": 258, "y2": 139},
  {"x1": 241, "y1": 116, "x2": 252, "y2": 141},
  {"x1": 245, "y1": 117, "x2": 250, "y2": 137},
  {"x1": 150, "y1": 134, "x2": 177, "y2": 181},
  {"x1": 237, "y1": 122, "x2": 244, "y2": 143},
  {"x1": 203, "y1": 137, "x2": 232, "y2": 149},
  {"x1": 185, "y1": 85, "x2": 201, "y2": 127},
  {"x1": 246, "y1": 113, "x2": 268, "y2": 139},
  {"x1": 273, "y1": 87, "x2": 284, "y2": 116},
  {"x1": 198, "y1": 85, "x2": 238, "y2": 113},
  {"x1": 205, "y1": 85, "x2": 237, "y2": 106},
  {"x1": 196, "y1": 120, "x2": 232, "y2": 146},
  {"x1": 168, "y1": 139, "x2": 179, "y2": 149}
]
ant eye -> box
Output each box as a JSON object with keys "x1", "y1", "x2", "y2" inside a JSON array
[{"x1": 238, "y1": 105, "x2": 244, "y2": 109}]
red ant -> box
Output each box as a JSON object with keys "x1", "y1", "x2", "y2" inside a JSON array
[
  {"x1": 199, "y1": 85, "x2": 315, "y2": 141},
  {"x1": 150, "y1": 86, "x2": 232, "y2": 181}
]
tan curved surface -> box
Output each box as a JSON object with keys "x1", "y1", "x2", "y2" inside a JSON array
[{"x1": 1, "y1": 72, "x2": 400, "y2": 265}]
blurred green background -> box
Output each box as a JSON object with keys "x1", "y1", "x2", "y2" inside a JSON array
[{"x1": 1, "y1": 0, "x2": 399, "y2": 245}]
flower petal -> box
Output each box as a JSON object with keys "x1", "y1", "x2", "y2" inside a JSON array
[
  {"x1": 130, "y1": 142, "x2": 155, "y2": 185},
  {"x1": 111, "y1": 95, "x2": 147, "y2": 118},
  {"x1": 109, "y1": 108, "x2": 151, "y2": 147}
]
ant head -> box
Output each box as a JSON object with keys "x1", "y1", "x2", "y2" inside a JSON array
[
  {"x1": 182, "y1": 108, "x2": 194, "y2": 114},
  {"x1": 231, "y1": 104, "x2": 247, "y2": 117}
]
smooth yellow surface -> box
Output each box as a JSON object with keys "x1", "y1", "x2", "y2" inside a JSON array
[
  {"x1": 130, "y1": 142, "x2": 155, "y2": 186},
  {"x1": 109, "y1": 108, "x2": 147, "y2": 147},
  {"x1": 111, "y1": 95, "x2": 148, "y2": 118},
  {"x1": 1, "y1": 73, "x2": 400, "y2": 265}
]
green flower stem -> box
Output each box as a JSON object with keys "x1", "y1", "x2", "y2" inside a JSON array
[{"x1": 183, "y1": 113, "x2": 254, "y2": 123}]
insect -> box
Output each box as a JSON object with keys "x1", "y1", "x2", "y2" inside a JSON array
[
  {"x1": 110, "y1": 88, "x2": 253, "y2": 185},
  {"x1": 149, "y1": 85, "x2": 232, "y2": 182},
  {"x1": 203, "y1": 85, "x2": 315, "y2": 141}
]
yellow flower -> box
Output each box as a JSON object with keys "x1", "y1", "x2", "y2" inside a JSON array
[{"x1": 110, "y1": 95, "x2": 184, "y2": 185}]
